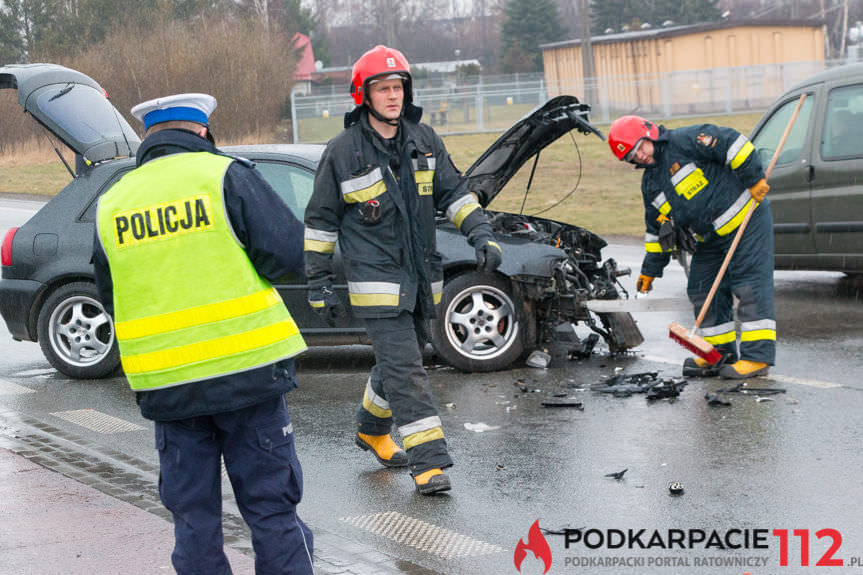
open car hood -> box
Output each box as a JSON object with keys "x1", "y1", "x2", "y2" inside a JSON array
[
  {"x1": 462, "y1": 95, "x2": 603, "y2": 207},
  {"x1": 0, "y1": 63, "x2": 139, "y2": 164}
]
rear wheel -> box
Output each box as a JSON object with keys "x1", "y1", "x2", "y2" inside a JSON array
[
  {"x1": 430, "y1": 272, "x2": 526, "y2": 372},
  {"x1": 37, "y1": 282, "x2": 120, "y2": 379}
]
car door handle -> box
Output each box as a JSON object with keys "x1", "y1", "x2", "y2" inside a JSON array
[{"x1": 807, "y1": 164, "x2": 815, "y2": 183}]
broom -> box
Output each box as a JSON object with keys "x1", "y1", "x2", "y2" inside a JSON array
[{"x1": 669, "y1": 92, "x2": 807, "y2": 363}]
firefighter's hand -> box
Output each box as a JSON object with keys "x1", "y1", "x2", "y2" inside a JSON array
[
  {"x1": 750, "y1": 178, "x2": 769, "y2": 202},
  {"x1": 475, "y1": 238, "x2": 502, "y2": 272},
  {"x1": 636, "y1": 274, "x2": 655, "y2": 293},
  {"x1": 307, "y1": 284, "x2": 346, "y2": 327}
]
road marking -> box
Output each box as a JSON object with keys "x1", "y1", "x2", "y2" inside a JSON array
[
  {"x1": 0, "y1": 379, "x2": 37, "y2": 395},
  {"x1": 50, "y1": 409, "x2": 145, "y2": 433},
  {"x1": 642, "y1": 355, "x2": 842, "y2": 388},
  {"x1": 341, "y1": 511, "x2": 503, "y2": 559}
]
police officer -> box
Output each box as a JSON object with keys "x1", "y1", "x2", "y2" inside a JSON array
[
  {"x1": 93, "y1": 94, "x2": 314, "y2": 574},
  {"x1": 304, "y1": 45, "x2": 501, "y2": 495},
  {"x1": 608, "y1": 116, "x2": 774, "y2": 379}
]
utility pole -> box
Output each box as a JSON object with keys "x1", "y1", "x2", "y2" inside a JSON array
[{"x1": 578, "y1": 0, "x2": 597, "y2": 107}]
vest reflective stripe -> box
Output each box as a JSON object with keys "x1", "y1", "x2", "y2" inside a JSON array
[
  {"x1": 304, "y1": 227, "x2": 338, "y2": 253},
  {"x1": 98, "y1": 152, "x2": 305, "y2": 390},
  {"x1": 348, "y1": 280, "x2": 401, "y2": 307},
  {"x1": 399, "y1": 415, "x2": 444, "y2": 450},
  {"x1": 714, "y1": 190, "x2": 757, "y2": 236},
  {"x1": 446, "y1": 193, "x2": 481, "y2": 230},
  {"x1": 651, "y1": 192, "x2": 671, "y2": 215},
  {"x1": 726, "y1": 135, "x2": 754, "y2": 169},
  {"x1": 340, "y1": 167, "x2": 386, "y2": 203},
  {"x1": 431, "y1": 280, "x2": 443, "y2": 304},
  {"x1": 740, "y1": 319, "x2": 776, "y2": 342},
  {"x1": 362, "y1": 378, "x2": 392, "y2": 418},
  {"x1": 122, "y1": 319, "x2": 300, "y2": 375},
  {"x1": 698, "y1": 321, "x2": 737, "y2": 345},
  {"x1": 115, "y1": 287, "x2": 281, "y2": 340},
  {"x1": 671, "y1": 162, "x2": 707, "y2": 200}
]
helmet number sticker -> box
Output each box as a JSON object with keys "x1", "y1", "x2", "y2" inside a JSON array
[{"x1": 386, "y1": 57, "x2": 396, "y2": 67}]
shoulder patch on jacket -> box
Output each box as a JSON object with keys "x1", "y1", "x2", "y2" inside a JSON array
[
  {"x1": 669, "y1": 162, "x2": 680, "y2": 176},
  {"x1": 696, "y1": 133, "x2": 715, "y2": 148}
]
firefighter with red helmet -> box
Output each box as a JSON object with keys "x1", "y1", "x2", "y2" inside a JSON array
[
  {"x1": 608, "y1": 115, "x2": 775, "y2": 380},
  {"x1": 304, "y1": 45, "x2": 501, "y2": 494}
]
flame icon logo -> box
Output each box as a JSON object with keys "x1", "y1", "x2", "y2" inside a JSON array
[{"x1": 514, "y1": 519, "x2": 552, "y2": 573}]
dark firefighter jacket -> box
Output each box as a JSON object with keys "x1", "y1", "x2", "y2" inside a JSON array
[
  {"x1": 304, "y1": 109, "x2": 492, "y2": 320},
  {"x1": 640, "y1": 124, "x2": 766, "y2": 278},
  {"x1": 93, "y1": 129, "x2": 306, "y2": 421}
]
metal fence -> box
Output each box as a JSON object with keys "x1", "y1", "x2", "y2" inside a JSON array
[{"x1": 290, "y1": 61, "x2": 841, "y2": 143}]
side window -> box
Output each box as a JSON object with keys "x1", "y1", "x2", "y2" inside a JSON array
[
  {"x1": 751, "y1": 93, "x2": 814, "y2": 168},
  {"x1": 254, "y1": 161, "x2": 316, "y2": 219},
  {"x1": 822, "y1": 84, "x2": 863, "y2": 160}
]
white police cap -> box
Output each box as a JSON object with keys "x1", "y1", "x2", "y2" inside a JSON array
[{"x1": 131, "y1": 93, "x2": 217, "y2": 130}]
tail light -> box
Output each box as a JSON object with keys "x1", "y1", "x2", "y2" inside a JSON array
[{"x1": 1, "y1": 227, "x2": 19, "y2": 266}]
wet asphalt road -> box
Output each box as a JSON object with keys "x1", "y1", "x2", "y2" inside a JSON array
[{"x1": 2, "y1": 200, "x2": 863, "y2": 574}]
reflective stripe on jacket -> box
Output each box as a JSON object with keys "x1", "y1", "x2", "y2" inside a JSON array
[{"x1": 97, "y1": 152, "x2": 306, "y2": 390}]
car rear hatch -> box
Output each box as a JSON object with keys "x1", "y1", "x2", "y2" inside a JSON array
[
  {"x1": 0, "y1": 63, "x2": 139, "y2": 164},
  {"x1": 462, "y1": 95, "x2": 603, "y2": 207}
]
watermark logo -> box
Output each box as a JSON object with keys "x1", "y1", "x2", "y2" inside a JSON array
[{"x1": 514, "y1": 519, "x2": 552, "y2": 573}]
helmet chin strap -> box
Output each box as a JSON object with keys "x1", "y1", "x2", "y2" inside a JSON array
[{"x1": 366, "y1": 103, "x2": 401, "y2": 126}]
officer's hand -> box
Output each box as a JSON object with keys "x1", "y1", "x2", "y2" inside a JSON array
[
  {"x1": 636, "y1": 274, "x2": 655, "y2": 293},
  {"x1": 307, "y1": 284, "x2": 346, "y2": 327},
  {"x1": 475, "y1": 238, "x2": 502, "y2": 272},
  {"x1": 750, "y1": 178, "x2": 769, "y2": 202}
]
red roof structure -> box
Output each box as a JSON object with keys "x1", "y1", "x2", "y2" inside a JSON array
[{"x1": 292, "y1": 33, "x2": 316, "y2": 81}]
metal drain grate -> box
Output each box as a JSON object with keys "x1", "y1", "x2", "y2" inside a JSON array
[
  {"x1": 50, "y1": 409, "x2": 145, "y2": 434},
  {"x1": 340, "y1": 511, "x2": 504, "y2": 559},
  {"x1": 0, "y1": 379, "x2": 37, "y2": 395}
]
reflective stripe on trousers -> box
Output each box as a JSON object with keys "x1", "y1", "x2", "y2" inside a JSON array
[{"x1": 356, "y1": 311, "x2": 453, "y2": 475}]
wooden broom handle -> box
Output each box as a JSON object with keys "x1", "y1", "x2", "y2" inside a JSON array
[{"x1": 692, "y1": 92, "x2": 807, "y2": 330}]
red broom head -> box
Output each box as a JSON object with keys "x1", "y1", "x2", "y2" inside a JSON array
[{"x1": 668, "y1": 322, "x2": 723, "y2": 365}]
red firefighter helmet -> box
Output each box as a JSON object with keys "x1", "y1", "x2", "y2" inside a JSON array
[
  {"x1": 350, "y1": 45, "x2": 413, "y2": 106},
  {"x1": 608, "y1": 115, "x2": 659, "y2": 160}
]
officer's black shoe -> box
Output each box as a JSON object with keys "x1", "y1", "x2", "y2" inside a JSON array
[
  {"x1": 414, "y1": 469, "x2": 451, "y2": 495},
  {"x1": 355, "y1": 432, "x2": 408, "y2": 468},
  {"x1": 682, "y1": 353, "x2": 732, "y2": 377}
]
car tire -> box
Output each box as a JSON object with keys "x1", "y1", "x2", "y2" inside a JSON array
[
  {"x1": 430, "y1": 271, "x2": 526, "y2": 372},
  {"x1": 37, "y1": 282, "x2": 120, "y2": 379}
]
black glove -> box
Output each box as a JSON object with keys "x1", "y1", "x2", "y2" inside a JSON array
[
  {"x1": 307, "y1": 284, "x2": 346, "y2": 327},
  {"x1": 475, "y1": 237, "x2": 502, "y2": 272}
]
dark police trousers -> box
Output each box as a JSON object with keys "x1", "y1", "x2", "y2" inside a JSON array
[
  {"x1": 356, "y1": 311, "x2": 453, "y2": 475},
  {"x1": 687, "y1": 201, "x2": 776, "y2": 365},
  {"x1": 155, "y1": 395, "x2": 313, "y2": 575}
]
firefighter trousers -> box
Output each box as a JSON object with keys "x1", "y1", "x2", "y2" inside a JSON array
[
  {"x1": 687, "y1": 201, "x2": 776, "y2": 365},
  {"x1": 155, "y1": 396, "x2": 314, "y2": 575},
  {"x1": 356, "y1": 311, "x2": 453, "y2": 475}
]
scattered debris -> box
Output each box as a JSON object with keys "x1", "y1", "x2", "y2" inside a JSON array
[
  {"x1": 718, "y1": 383, "x2": 786, "y2": 395},
  {"x1": 605, "y1": 468, "x2": 628, "y2": 480},
  {"x1": 444, "y1": 402, "x2": 456, "y2": 409},
  {"x1": 505, "y1": 405, "x2": 517, "y2": 413},
  {"x1": 541, "y1": 398, "x2": 584, "y2": 409},
  {"x1": 754, "y1": 396, "x2": 774, "y2": 403},
  {"x1": 786, "y1": 397, "x2": 800, "y2": 405},
  {"x1": 591, "y1": 371, "x2": 687, "y2": 400},
  {"x1": 704, "y1": 393, "x2": 732, "y2": 406},
  {"x1": 513, "y1": 379, "x2": 542, "y2": 394},
  {"x1": 645, "y1": 379, "x2": 688, "y2": 400},
  {"x1": 464, "y1": 422, "x2": 501, "y2": 433},
  {"x1": 525, "y1": 350, "x2": 551, "y2": 369},
  {"x1": 495, "y1": 463, "x2": 506, "y2": 471},
  {"x1": 668, "y1": 481, "x2": 685, "y2": 495}
]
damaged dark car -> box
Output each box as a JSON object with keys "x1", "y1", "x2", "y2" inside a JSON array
[{"x1": 0, "y1": 63, "x2": 643, "y2": 379}]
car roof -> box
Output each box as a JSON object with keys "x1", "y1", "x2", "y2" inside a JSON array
[{"x1": 786, "y1": 63, "x2": 863, "y2": 92}]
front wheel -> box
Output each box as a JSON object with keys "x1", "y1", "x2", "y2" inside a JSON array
[
  {"x1": 430, "y1": 272, "x2": 526, "y2": 372},
  {"x1": 37, "y1": 282, "x2": 120, "y2": 379}
]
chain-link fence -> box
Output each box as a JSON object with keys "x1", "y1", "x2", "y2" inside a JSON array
[{"x1": 290, "y1": 61, "x2": 839, "y2": 143}]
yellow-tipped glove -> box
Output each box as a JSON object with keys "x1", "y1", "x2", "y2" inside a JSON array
[
  {"x1": 750, "y1": 178, "x2": 769, "y2": 202},
  {"x1": 636, "y1": 274, "x2": 655, "y2": 293}
]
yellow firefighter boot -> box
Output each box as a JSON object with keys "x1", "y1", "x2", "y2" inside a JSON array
[
  {"x1": 413, "y1": 468, "x2": 452, "y2": 495},
  {"x1": 355, "y1": 432, "x2": 408, "y2": 467},
  {"x1": 718, "y1": 360, "x2": 769, "y2": 380}
]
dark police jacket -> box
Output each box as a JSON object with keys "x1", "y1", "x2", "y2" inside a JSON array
[
  {"x1": 93, "y1": 129, "x2": 306, "y2": 421},
  {"x1": 640, "y1": 124, "x2": 766, "y2": 278},
  {"x1": 305, "y1": 109, "x2": 492, "y2": 320}
]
